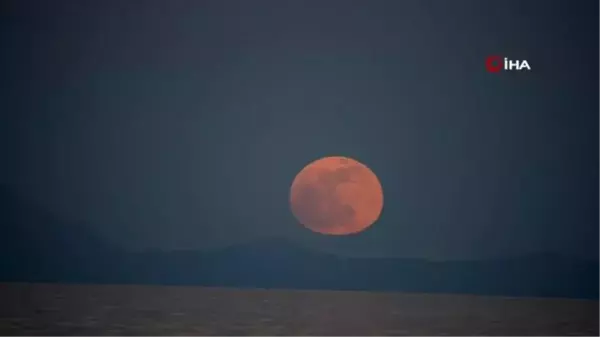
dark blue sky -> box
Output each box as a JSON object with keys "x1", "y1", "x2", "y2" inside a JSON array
[{"x1": 1, "y1": 0, "x2": 597, "y2": 260}]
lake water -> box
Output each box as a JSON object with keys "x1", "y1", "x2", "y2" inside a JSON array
[{"x1": 0, "y1": 283, "x2": 597, "y2": 335}]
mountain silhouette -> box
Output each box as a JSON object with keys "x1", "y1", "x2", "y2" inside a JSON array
[{"x1": 0, "y1": 185, "x2": 597, "y2": 299}]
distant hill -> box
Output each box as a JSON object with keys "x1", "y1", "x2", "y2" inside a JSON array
[
  {"x1": 124, "y1": 239, "x2": 598, "y2": 299},
  {"x1": 0, "y1": 185, "x2": 598, "y2": 299}
]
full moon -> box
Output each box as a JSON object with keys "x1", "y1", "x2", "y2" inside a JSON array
[{"x1": 289, "y1": 156, "x2": 384, "y2": 235}]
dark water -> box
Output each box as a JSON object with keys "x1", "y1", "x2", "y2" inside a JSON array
[{"x1": 0, "y1": 283, "x2": 597, "y2": 335}]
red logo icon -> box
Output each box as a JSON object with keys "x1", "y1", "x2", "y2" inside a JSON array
[{"x1": 485, "y1": 55, "x2": 504, "y2": 73}]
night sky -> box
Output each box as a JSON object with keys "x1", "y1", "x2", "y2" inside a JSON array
[{"x1": 1, "y1": 0, "x2": 597, "y2": 260}]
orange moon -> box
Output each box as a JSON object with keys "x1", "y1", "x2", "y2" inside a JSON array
[{"x1": 289, "y1": 156, "x2": 384, "y2": 235}]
